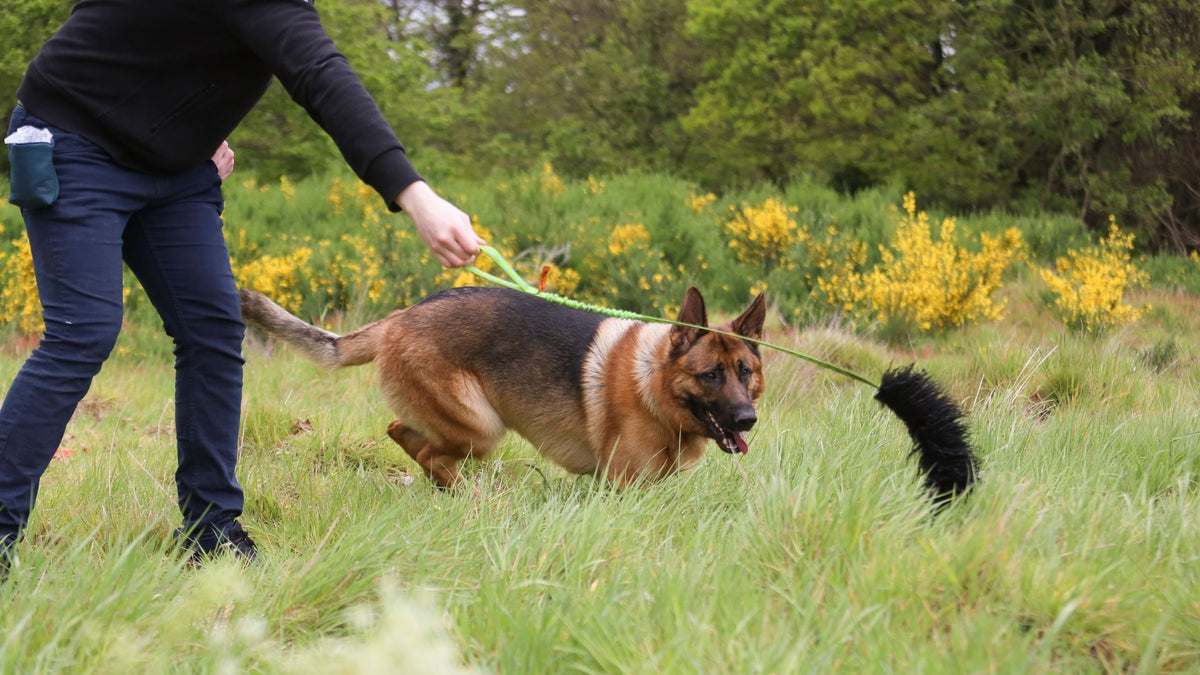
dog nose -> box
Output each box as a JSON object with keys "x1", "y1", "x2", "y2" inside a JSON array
[{"x1": 731, "y1": 409, "x2": 757, "y2": 432}]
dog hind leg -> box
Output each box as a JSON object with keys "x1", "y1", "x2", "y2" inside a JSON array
[
  {"x1": 380, "y1": 361, "x2": 505, "y2": 488},
  {"x1": 387, "y1": 418, "x2": 496, "y2": 489},
  {"x1": 386, "y1": 419, "x2": 459, "y2": 488}
]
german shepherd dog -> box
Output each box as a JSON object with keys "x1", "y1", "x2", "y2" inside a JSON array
[{"x1": 239, "y1": 285, "x2": 767, "y2": 487}]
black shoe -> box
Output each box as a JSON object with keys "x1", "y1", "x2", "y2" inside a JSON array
[{"x1": 181, "y1": 521, "x2": 258, "y2": 566}]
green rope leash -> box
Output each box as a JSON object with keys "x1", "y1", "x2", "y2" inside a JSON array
[{"x1": 466, "y1": 245, "x2": 878, "y2": 387}]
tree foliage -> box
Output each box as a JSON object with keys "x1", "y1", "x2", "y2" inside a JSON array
[
  {"x1": 448, "y1": 0, "x2": 705, "y2": 177},
  {"x1": 683, "y1": 0, "x2": 949, "y2": 191},
  {"x1": 2, "y1": 0, "x2": 1198, "y2": 249},
  {"x1": 948, "y1": 0, "x2": 1200, "y2": 248},
  {"x1": 680, "y1": 0, "x2": 1200, "y2": 248},
  {"x1": 0, "y1": 0, "x2": 73, "y2": 174}
]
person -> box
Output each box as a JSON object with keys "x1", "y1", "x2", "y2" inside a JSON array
[{"x1": 0, "y1": 0, "x2": 484, "y2": 567}]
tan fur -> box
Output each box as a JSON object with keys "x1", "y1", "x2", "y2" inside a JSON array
[{"x1": 240, "y1": 286, "x2": 767, "y2": 488}]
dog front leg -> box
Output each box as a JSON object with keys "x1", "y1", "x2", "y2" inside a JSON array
[{"x1": 602, "y1": 444, "x2": 677, "y2": 487}]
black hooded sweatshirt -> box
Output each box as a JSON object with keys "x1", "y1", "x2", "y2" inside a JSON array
[{"x1": 17, "y1": 0, "x2": 420, "y2": 210}]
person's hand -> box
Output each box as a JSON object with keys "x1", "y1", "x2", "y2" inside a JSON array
[
  {"x1": 396, "y1": 181, "x2": 485, "y2": 268},
  {"x1": 210, "y1": 141, "x2": 235, "y2": 181}
]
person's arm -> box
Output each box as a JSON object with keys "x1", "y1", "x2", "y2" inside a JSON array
[
  {"x1": 221, "y1": 0, "x2": 418, "y2": 208},
  {"x1": 222, "y1": 0, "x2": 482, "y2": 266}
]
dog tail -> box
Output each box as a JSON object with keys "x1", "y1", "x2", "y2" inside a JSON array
[{"x1": 239, "y1": 288, "x2": 384, "y2": 368}]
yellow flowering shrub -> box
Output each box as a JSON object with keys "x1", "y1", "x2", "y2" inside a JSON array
[
  {"x1": 539, "y1": 263, "x2": 583, "y2": 295},
  {"x1": 233, "y1": 246, "x2": 313, "y2": 314},
  {"x1": 687, "y1": 192, "x2": 716, "y2": 214},
  {"x1": 721, "y1": 198, "x2": 800, "y2": 270},
  {"x1": 566, "y1": 219, "x2": 681, "y2": 314},
  {"x1": 1039, "y1": 218, "x2": 1148, "y2": 333},
  {"x1": 307, "y1": 234, "x2": 388, "y2": 311},
  {"x1": 326, "y1": 177, "x2": 347, "y2": 215},
  {"x1": 818, "y1": 193, "x2": 1025, "y2": 332},
  {"x1": 0, "y1": 232, "x2": 44, "y2": 336},
  {"x1": 805, "y1": 223, "x2": 868, "y2": 312},
  {"x1": 8, "y1": 169, "x2": 1173, "y2": 342},
  {"x1": 541, "y1": 163, "x2": 565, "y2": 196},
  {"x1": 608, "y1": 223, "x2": 651, "y2": 256}
]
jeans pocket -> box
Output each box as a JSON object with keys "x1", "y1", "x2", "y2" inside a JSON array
[{"x1": 7, "y1": 139, "x2": 59, "y2": 209}]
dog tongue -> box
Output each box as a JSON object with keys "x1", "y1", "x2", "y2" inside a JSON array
[{"x1": 733, "y1": 431, "x2": 748, "y2": 455}]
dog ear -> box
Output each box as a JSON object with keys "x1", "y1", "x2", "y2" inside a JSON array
[
  {"x1": 731, "y1": 292, "x2": 766, "y2": 341},
  {"x1": 670, "y1": 286, "x2": 708, "y2": 353}
]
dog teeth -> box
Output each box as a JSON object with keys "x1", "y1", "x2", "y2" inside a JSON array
[{"x1": 701, "y1": 409, "x2": 747, "y2": 454}]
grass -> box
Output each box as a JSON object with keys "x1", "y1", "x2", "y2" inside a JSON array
[{"x1": 0, "y1": 275, "x2": 1196, "y2": 673}]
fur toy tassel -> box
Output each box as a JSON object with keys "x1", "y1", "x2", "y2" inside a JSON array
[{"x1": 874, "y1": 365, "x2": 978, "y2": 504}]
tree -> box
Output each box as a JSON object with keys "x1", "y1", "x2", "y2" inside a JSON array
[
  {"x1": 682, "y1": 0, "x2": 1200, "y2": 248},
  {"x1": 384, "y1": 0, "x2": 514, "y2": 89},
  {"x1": 463, "y1": 0, "x2": 704, "y2": 177},
  {"x1": 948, "y1": 0, "x2": 1200, "y2": 249},
  {"x1": 0, "y1": 0, "x2": 72, "y2": 175},
  {"x1": 683, "y1": 0, "x2": 955, "y2": 191}
]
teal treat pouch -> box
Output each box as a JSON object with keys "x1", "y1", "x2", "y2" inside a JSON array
[{"x1": 5, "y1": 126, "x2": 58, "y2": 209}]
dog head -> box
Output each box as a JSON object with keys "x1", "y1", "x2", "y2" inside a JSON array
[{"x1": 666, "y1": 287, "x2": 767, "y2": 455}]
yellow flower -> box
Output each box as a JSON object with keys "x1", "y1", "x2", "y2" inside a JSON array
[
  {"x1": 327, "y1": 177, "x2": 346, "y2": 215},
  {"x1": 687, "y1": 192, "x2": 716, "y2": 214},
  {"x1": 814, "y1": 192, "x2": 1025, "y2": 332},
  {"x1": 1039, "y1": 218, "x2": 1147, "y2": 333},
  {"x1": 608, "y1": 223, "x2": 651, "y2": 256},
  {"x1": 233, "y1": 247, "x2": 313, "y2": 314},
  {"x1": 720, "y1": 198, "x2": 800, "y2": 269},
  {"x1": 0, "y1": 234, "x2": 45, "y2": 335},
  {"x1": 541, "y1": 163, "x2": 565, "y2": 196},
  {"x1": 540, "y1": 264, "x2": 582, "y2": 295}
]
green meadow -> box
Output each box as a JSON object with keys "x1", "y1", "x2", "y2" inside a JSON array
[{"x1": 0, "y1": 171, "x2": 1197, "y2": 672}]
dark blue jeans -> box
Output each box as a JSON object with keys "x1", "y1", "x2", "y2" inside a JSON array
[{"x1": 0, "y1": 105, "x2": 245, "y2": 547}]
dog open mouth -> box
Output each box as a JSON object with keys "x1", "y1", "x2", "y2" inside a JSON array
[{"x1": 698, "y1": 408, "x2": 749, "y2": 455}]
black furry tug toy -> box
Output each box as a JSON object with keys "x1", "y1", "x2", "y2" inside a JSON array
[{"x1": 874, "y1": 365, "x2": 978, "y2": 505}]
